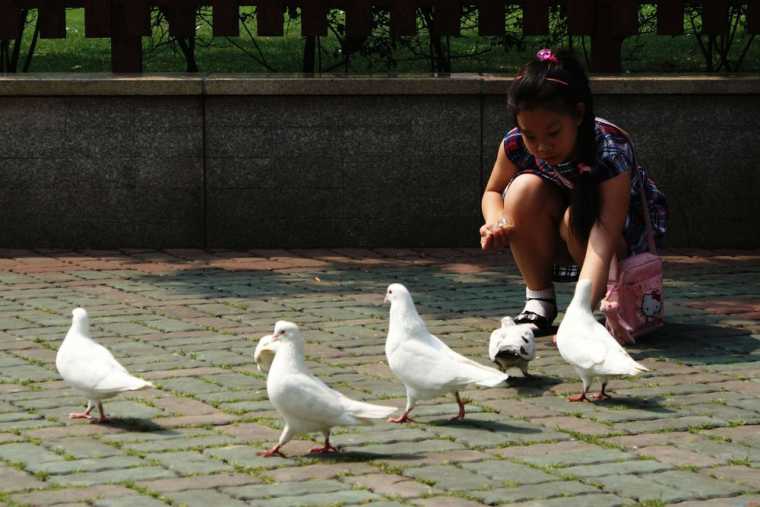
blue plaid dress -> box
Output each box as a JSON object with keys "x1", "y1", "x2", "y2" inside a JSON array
[{"x1": 503, "y1": 117, "x2": 667, "y2": 257}]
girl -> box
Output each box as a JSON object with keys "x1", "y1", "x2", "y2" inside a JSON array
[{"x1": 481, "y1": 48, "x2": 667, "y2": 342}]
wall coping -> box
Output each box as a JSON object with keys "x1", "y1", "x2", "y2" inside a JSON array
[{"x1": 1, "y1": 73, "x2": 759, "y2": 96}]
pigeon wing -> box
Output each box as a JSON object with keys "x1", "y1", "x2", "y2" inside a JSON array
[
  {"x1": 589, "y1": 322, "x2": 649, "y2": 375},
  {"x1": 59, "y1": 340, "x2": 149, "y2": 394},
  {"x1": 558, "y1": 326, "x2": 607, "y2": 371},
  {"x1": 392, "y1": 336, "x2": 505, "y2": 392},
  {"x1": 273, "y1": 372, "x2": 370, "y2": 427}
]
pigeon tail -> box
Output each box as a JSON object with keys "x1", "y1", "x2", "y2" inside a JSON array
[
  {"x1": 473, "y1": 372, "x2": 510, "y2": 387},
  {"x1": 343, "y1": 398, "x2": 397, "y2": 422}
]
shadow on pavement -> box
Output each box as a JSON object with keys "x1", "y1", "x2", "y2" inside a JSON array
[{"x1": 99, "y1": 417, "x2": 180, "y2": 434}]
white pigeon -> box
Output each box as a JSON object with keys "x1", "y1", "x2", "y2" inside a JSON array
[
  {"x1": 253, "y1": 334, "x2": 278, "y2": 373},
  {"x1": 384, "y1": 283, "x2": 509, "y2": 423},
  {"x1": 488, "y1": 316, "x2": 536, "y2": 377},
  {"x1": 55, "y1": 308, "x2": 153, "y2": 422},
  {"x1": 556, "y1": 279, "x2": 649, "y2": 402},
  {"x1": 257, "y1": 320, "x2": 397, "y2": 458}
]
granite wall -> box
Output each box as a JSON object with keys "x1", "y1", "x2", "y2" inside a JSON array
[{"x1": 1, "y1": 75, "x2": 758, "y2": 249}]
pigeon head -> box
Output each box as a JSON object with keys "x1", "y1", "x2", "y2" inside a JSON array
[
  {"x1": 70, "y1": 307, "x2": 89, "y2": 333},
  {"x1": 384, "y1": 283, "x2": 412, "y2": 305},
  {"x1": 272, "y1": 320, "x2": 302, "y2": 344}
]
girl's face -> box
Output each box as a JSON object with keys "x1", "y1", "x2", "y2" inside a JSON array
[{"x1": 516, "y1": 106, "x2": 583, "y2": 165}]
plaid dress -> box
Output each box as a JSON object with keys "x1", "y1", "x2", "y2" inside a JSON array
[{"x1": 503, "y1": 117, "x2": 667, "y2": 257}]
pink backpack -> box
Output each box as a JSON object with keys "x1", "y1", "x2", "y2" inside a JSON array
[{"x1": 600, "y1": 159, "x2": 664, "y2": 344}]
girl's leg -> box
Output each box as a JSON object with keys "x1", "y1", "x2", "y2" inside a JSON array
[{"x1": 503, "y1": 174, "x2": 566, "y2": 291}]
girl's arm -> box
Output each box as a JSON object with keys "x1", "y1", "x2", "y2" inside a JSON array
[
  {"x1": 579, "y1": 170, "x2": 631, "y2": 308},
  {"x1": 481, "y1": 142, "x2": 518, "y2": 249}
]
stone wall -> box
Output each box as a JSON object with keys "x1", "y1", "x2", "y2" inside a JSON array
[{"x1": 1, "y1": 75, "x2": 758, "y2": 248}]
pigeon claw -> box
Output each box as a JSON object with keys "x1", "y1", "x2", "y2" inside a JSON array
[
  {"x1": 591, "y1": 392, "x2": 611, "y2": 401},
  {"x1": 257, "y1": 447, "x2": 286, "y2": 458},
  {"x1": 68, "y1": 412, "x2": 93, "y2": 420},
  {"x1": 309, "y1": 444, "x2": 339, "y2": 454},
  {"x1": 567, "y1": 393, "x2": 589, "y2": 402},
  {"x1": 388, "y1": 414, "x2": 415, "y2": 424}
]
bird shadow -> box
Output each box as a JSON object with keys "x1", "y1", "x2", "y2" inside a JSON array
[
  {"x1": 426, "y1": 417, "x2": 542, "y2": 433},
  {"x1": 504, "y1": 373, "x2": 563, "y2": 396},
  {"x1": 308, "y1": 450, "x2": 426, "y2": 462},
  {"x1": 98, "y1": 417, "x2": 178, "y2": 434}
]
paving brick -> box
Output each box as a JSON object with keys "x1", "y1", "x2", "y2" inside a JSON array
[
  {"x1": 0, "y1": 464, "x2": 46, "y2": 492},
  {"x1": 11, "y1": 485, "x2": 134, "y2": 506},
  {"x1": 344, "y1": 473, "x2": 435, "y2": 498},
  {"x1": 404, "y1": 464, "x2": 494, "y2": 491},
  {"x1": 92, "y1": 495, "x2": 168, "y2": 507},
  {"x1": 163, "y1": 489, "x2": 250, "y2": 507},
  {"x1": 460, "y1": 460, "x2": 558, "y2": 484},
  {"x1": 50, "y1": 466, "x2": 177, "y2": 487},
  {"x1": 642, "y1": 470, "x2": 747, "y2": 499},
  {"x1": 508, "y1": 494, "x2": 629, "y2": 507},
  {"x1": 470, "y1": 480, "x2": 598, "y2": 504},
  {"x1": 496, "y1": 441, "x2": 634, "y2": 467},
  {"x1": 264, "y1": 462, "x2": 375, "y2": 482},
  {"x1": 137, "y1": 473, "x2": 262, "y2": 492}
]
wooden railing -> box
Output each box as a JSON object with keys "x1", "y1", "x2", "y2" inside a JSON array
[{"x1": 1, "y1": 1, "x2": 758, "y2": 73}]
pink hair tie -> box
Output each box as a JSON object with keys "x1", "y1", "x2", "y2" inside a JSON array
[
  {"x1": 536, "y1": 48, "x2": 558, "y2": 63},
  {"x1": 578, "y1": 163, "x2": 592, "y2": 174}
]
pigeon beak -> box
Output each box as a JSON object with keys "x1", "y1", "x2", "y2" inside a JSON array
[{"x1": 383, "y1": 294, "x2": 389, "y2": 304}]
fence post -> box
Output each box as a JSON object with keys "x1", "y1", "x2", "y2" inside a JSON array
[
  {"x1": 657, "y1": 0, "x2": 684, "y2": 35},
  {"x1": 346, "y1": 0, "x2": 371, "y2": 39},
  {"x1": 391, "y1": 0, "x2": 417, "y2": 36},
  {"x1": 111, "y1": 0, "x2": 145, "y2": 73},
  {"x1": 258, "y1": 0, "x2": 285, "y2": 36},
  {"x1": 477, "y1": 0, "x2": 504, "y2": 36},
  {"x1": 0, "y1": 0, "x2": 22, "y2": 40},
  {"x1": 39, "y1": 0, "x2": 67, "y2": 38}
]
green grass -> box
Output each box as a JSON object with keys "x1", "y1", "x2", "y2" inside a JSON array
[{"x1": 11, "y1": 7, "x2": 760, "y2": 73}]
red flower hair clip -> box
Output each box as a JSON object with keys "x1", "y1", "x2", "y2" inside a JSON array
[{"x1": 536, "y1": 48, "x2": 558, "y2": 63}]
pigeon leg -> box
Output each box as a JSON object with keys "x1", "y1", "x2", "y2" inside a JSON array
[
  {"x1": 257, "y1": 445, "x2": 286, "y2": 458},
  {"x1": 310, "y1": 432, "x2": 339, "y2": 454},
  {"x1": 258, "y1": 426, "x2": 292, "y2": 457},
  {"x1": 93, "y1": 401, "x2": 110, "y2": 424},
  {"x1": 69, "y1": 400, "x2": 94, "y2": 420},
  {"x1": 449, "y1": 392, "x2": 466, "y2": 421},
  {"x1": 568, "y1": 376, "x2": 590, "y2": 402},
  {"x1": 592, "y1": 381, "x2": 611, "y2": 401},
  {"x1": 520, "y1": 367, "x2": 533, "y2": 378},
  {"x1": 389, "y1": 397, "x2": 416, "y2": 423},
  {"x1": 388, "y1": 410, "x2": 415, "y2": 423}
]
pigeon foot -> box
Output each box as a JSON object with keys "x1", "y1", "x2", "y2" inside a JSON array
[
  {"x1": 310, "y1": 444, "x2": 339, "y2": 454},
  {"x1": 69, "y1": 411, "x2": 93, "y2": 420},
  {"x1": 388, "y1": 413, "x2": 415, "y2": 424},
  {"x1": 257, "y1": 446, "x2": 286, "y2": 458},
  {"x1": 567, "y1": 393, "x2": 589, "y2": 402}
]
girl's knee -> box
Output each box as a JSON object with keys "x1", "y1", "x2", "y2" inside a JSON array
[{"x1": 504, "y1": 174, "x2": 563, "y2": 223}]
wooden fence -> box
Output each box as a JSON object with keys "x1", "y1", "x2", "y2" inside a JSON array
[{"x1": 1, "y1": 1, "x2": 758, "y2": 73}]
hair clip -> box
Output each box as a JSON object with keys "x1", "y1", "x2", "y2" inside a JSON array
[{"x1": 536, "y1": 48, "x2": 558, "y2": 63}]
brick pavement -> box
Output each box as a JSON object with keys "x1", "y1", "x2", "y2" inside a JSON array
[{"x1": 1, "y1": 248, "x2": 759, "y2": 507}]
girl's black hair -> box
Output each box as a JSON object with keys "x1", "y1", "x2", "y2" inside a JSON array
[{"x1": 507, "y1": 48, "x2": 598, "y2": 242}]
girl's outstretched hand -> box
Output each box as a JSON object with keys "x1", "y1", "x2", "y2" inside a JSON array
[{"x1": 480, "y1": 218, "x2": 515, "y2": 250}]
